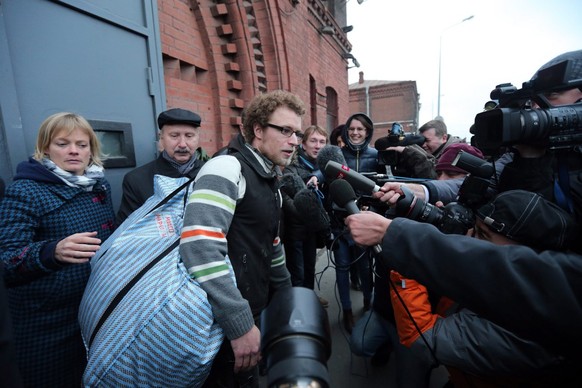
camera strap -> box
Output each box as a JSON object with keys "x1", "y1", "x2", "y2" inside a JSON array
[{"x1": 554, "y1": 153, "x2": 574, "y2": 214}]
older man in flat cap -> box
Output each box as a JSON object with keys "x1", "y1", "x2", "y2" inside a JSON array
[{"x1": 116, "y1": 108, "x2": 207, "y2": 225}]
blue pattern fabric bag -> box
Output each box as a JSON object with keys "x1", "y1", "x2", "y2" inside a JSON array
[{"x1": 79, "y1": 175, "x2": 228, "y2": 387}]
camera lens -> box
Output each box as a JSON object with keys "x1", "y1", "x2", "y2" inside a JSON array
[
  {"x1": 261, "y1": 287, "x2": 331, "y2": 388},
  {"x1": 394, "y1": 187, "x2": 443, "y2": 226}
]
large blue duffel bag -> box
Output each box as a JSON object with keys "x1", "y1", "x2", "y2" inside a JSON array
[{"x1": 79, "y1": 175, "x2": 229, "y2": 387}]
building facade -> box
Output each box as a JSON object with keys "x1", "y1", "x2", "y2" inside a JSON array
[
  {"x1": 349, "y1": 71, "x2": 420, "y2": 147},
  {"x1": 0, "y1": 0, "x2": 353, "y2": 208},
  {"x1": 158, "y1": 0, "x2": 354, "y2": 154}
]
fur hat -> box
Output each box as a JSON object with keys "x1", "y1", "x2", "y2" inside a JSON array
[{"x1": 476, "y1": 190, "x2": 580, "y2": 251}]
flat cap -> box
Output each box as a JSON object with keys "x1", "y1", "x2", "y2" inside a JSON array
[{"x1": 157, "y1": 108, "x2": 201, "y2": 129}]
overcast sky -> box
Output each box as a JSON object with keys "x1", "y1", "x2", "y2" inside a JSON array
[{"x1": 346, "y1": 0, "x2": 582, "y2": 140}]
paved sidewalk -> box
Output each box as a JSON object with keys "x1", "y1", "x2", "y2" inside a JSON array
[
  {"x1": 313, "y1": 248, "x2": 449, "y2": 388},
  {"x1": 260, "y1": 248, "x2": 449, "y2": 387}
]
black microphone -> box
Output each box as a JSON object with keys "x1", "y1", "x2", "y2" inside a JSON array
[
  {"x1": 375, "y1": 134, "x2": 426, "y2": 150},
  {"x1": 374, "y1": 137, "x2": 391, "y2": 151},
  {"x1": 316, "y1": 145, "x2": 346, "y2": 183},
  {"x1": 329, "y1": 179, "x2": 382, "y2": 254},
  {"x1": 324, "y1": 161, "x2": 381, "y2": 194},
  {"x1": 279, "y1": 173, "x2": 306, "y2": 198},
  {"x1": 293, "y1": 188, "x2": 330, "y2": 232}
]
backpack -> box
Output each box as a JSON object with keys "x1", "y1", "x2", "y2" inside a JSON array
[{"x1": 79, "y1": 175, "x2": 230, "y2": 387}]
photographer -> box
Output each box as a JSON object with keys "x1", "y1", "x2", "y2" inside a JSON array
[
  {"x1": 344, "y1": 50, "x2": 582, "y2": 359},
  {"x1": 390, "y1": 190, "x2": 580, "y2": 385},
  {"x1": 375, "y1": 122, "x2": 437, "y2": 180}
]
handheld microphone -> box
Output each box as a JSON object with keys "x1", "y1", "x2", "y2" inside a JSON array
[
  {"x1": 324, "y1": 161, "x2": 381, "y2": 193},
  {"x1": 329, "y1": 179, "x2": 382, "y2": 255}
]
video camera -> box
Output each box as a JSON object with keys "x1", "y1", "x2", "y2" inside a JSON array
[
  {"x1": 376, "y1": 122, "x2": 426, "y2": 167},
  {"x1": 472, "y1": 57, "x2": 582, "y2": 155},
  {"x1": 393, "y1": 151, "x2": 494, "y2": 235}
]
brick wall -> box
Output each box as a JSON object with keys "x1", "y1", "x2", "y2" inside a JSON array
[
  {"x1": 349, "y1": 73, "x2": 419, "y2": 147},
  {"x1": 157, "y1": 0, "x2": 351, "y2": 154}
]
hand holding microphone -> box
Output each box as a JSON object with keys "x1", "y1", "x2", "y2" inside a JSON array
[{"x1": 324, "y1": 160, "x2": 427, "y2": 206}]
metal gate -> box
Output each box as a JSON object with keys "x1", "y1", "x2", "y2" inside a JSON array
[{"x1": 0, "y1": 0, "x2": 166, "y2": 209}]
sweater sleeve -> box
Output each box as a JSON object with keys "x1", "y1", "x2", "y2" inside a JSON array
[
  {"x1": 270, "y1": 235, "x2": 292, "y2": 290},
  {"x1": 179, "y1": 155, "x2": 254, "y2": 340}
]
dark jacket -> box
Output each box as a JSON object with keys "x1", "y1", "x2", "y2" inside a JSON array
[
  {"x1": 392, "y1": 144, "x2": 437, "y2": 179},
  {"x1": 0, "y1": 158, "x2": 115, "y2": 387},
  {"x1": 383, "y1": 217, "x2": 582, "y2": 360},
  {"x1": 116, "y1": 153, "x2": 204, "y2": 225},
  {"x1": 283, "y1": 147, "x2": 323, "y2": 241},
  {"x1": 227, "y1": 135, "x2": 283, "y2": 317}
]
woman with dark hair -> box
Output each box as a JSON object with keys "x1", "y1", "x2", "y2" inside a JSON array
[
  {"x1": 330, "y1": 124, "x2": 346, "y2": 148},
  {"x1": 333, "y1": 113, "x2": 378, "y2": 333}
]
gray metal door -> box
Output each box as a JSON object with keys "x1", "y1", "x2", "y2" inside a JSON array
[{"x1": 0, "y1": 0, "x2": 166, "y2": 209}]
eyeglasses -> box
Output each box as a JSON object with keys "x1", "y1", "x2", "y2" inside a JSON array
[{"x1": 266, "y1": 123, "x2": 304, "y2": 139}]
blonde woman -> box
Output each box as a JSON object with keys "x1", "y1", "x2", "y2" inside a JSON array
[{"x1": 0, "y1": 112, "x2": 115, "y2": 387}]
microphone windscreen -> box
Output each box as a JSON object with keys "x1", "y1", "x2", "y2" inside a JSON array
[
  {"x1": 401, "y1": 134, "x2": 426, "y2": 147},
  {"x1": 329, "y1": 179, "x2": 357, "y2": 207},
  {"x1": 279, "y1": 173, "x2": 306, "y2": 198},
  {"x1": 293, "y1": 188, "x2": 330, "y2": 232},
  {"x1": 316, "y1": 145, "x2": 346, "y2": 175},
  {"x1": 375, "y1": 137, "x2": 390, "y2": 151}
]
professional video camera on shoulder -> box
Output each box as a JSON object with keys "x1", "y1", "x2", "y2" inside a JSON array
[
  {"x1": 393, "y1": 150, "x2": 494, "y2": 235},
  {"x1": 472, "y1": 56, "x2": 582, "y2": 155},
  {"x1": 376, "y1": 122, "x2": 426, "y2": 167}
]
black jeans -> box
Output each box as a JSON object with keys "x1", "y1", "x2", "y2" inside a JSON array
[{"x1": 202, "y1": 340, "x2": 259, "y2": 388}]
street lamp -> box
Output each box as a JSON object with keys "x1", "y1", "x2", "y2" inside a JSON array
[{"x1": 437, "y1": 15, "x2": 474, "y2": 118}]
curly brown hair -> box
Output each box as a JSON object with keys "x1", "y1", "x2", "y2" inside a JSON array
[{"x1": 241, "y1": 90, "x2": 306, "y2": 143}]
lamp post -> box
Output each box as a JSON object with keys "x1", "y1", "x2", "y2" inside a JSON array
[{"x1": 437, "y1": 15, "x2": 474, "y2": 118}]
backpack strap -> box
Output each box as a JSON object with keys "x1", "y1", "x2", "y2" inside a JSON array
[{"x1": 88, "y1": 176, "x2": 194, "y2": 347}]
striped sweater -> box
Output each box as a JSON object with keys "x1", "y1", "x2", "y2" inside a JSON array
[{"x1": 179, "y1": 138, "x2": 290, "y2": 340}]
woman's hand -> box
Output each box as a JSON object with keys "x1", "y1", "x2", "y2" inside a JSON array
[{"x1": 54, "y1": 231, "x2": 101, "y2": 264}]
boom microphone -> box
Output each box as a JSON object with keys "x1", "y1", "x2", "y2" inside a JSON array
[
  {"x1": 329, "y1": 179, "x2": 382, "y2": 254},
  {"x1": 375, "y1": 134, "x2": 426, "y2": 150},
  {"x1": 324, "y1": 161, "x2": 381, "y2": 194}
]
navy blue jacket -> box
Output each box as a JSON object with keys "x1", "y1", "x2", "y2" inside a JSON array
[
  {"x1": 0, "y1": 158, "x2": 115, "y2": 387},
  {"x1": 341, "y1": 113, "x2": 379, "y2": 174}
]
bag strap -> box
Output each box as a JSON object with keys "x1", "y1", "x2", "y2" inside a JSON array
[
  {"x1": 148, "y1": 176, "x2": 195, "y2": 213},
  {"x1": 88, "y1": 177, "x2": 194, "y2": 347},
  {"x1": 88, "y1": 238, "x2": 180, "y2": 347}
]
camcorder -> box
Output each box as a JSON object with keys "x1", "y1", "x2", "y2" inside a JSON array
[
  {"x1": 472, "y1": 57, "x2": 582, "y2": 155},
  {"x1": 392, "y1": 151, "x2": 494, "y2": 235},
  {"x1": 376, "y1": 122, "x2": 426, "y2": 167}
]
